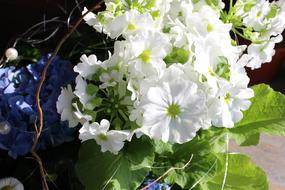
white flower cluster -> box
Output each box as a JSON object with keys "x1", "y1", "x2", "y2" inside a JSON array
[{"x1": 57, "y1": 0, "x2": 285, "y2": 154}]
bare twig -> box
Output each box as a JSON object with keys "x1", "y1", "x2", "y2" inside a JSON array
[
  {"x1": 31, "y1": 1, "x2": 104, "y2": 190},
  {"x1": 140, "y1": 155, "x2": 194, "y2": 190}
]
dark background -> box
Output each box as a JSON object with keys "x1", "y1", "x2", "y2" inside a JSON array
[
  {"x1": 0, "y1": 0, "x2": 73, "y2": 53},
  {"x1": 0, "y1": 0, "x2": 104, "y2": 56}
]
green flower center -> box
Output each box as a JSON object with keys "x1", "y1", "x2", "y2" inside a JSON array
[
  {"x1": 207, "y1": 24, "x2": 214, "y2": 32},
  {"x1": 224, "y1": 93, "x2": 231, "y2": 104},
  {"x1": 139, "y1": 50, "x2": 151, "y2": 63},
  {"x1": 98, "y1": 134, "x2": 108, "y2": 141},
  {"x1": 127, "y1": 23, "x2": 137, "y2": 30},
  {"x1": 167, "y1": 103, "x2": 181, "y2": 119},
  {"x1": 1, "y1": 186, "x2": 13, "y2": 190}
]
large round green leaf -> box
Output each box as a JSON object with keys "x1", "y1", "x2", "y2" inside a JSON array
[{"x1": 76, "y1": 137, "x2": 155, "y2": 190}]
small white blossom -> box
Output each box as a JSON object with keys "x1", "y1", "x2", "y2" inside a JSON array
[
  {"x1": 106, "y1": 10, "x2": 156, "y2": 39},
  {"x1": 126, "y1": 31, "x2": 171, "y2": 78},
  {"x1": 79, "y1": 119, "x2": 130, "y2": 154},
  {"x1": 82, "y1": 7, "x2": 104, "y2": 33},
  {"x1": 74, "y1": 54, "x2": 103, "y2": 79},
  {"x1": 56, "y1": 85, "x2": 79, "y2": 128},
  {"x1": 74, "y1": 76, "x2": 94, "y2": 106},
  {"x1": 209, "y1": 82, "x2": 254, "y2": 128},
  {"x1": 242, "y1": 1, "x2": 271, "y2": 32},
  {"x1": 0, "y1": 177, "x2": 24, "y2": 190},
  {"x1": 246, "y1": 35, "x2": 283, "y2": 69}
]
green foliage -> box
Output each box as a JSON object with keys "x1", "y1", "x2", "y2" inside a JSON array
[
  {"x1": 266, "y1": 4, "x2": 279, "y2": 19},
  {"x1": 215, "y1": 56, "x2": 231, "y2": 81},
  {"x1": 86, "y1": 84, "x2": 99, "y2": 96},
  {"x1": 229, "y1": 84, "x2": 285, "y2": 146},
  {"x1": 205, "y1": 0, "x2": 219, "y2": 8},
  {"x1": 151, "y1": 129, "x2": 226, "y2": 189},
  {"x1": 164, "y1": 47, "x2": 190, "y2": 64},
  {"x1": 198, "y1": 154, "x2": 268, "y2": 190},
  {"x1": 76, "y1": 137, "x2": 155, "y2": 190}
]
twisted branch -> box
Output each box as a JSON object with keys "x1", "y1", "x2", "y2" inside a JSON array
[{"x1": 31, "y1": 1, "x2": 104, "y2": 189}]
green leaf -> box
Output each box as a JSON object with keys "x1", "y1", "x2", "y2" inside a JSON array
[
  {"x1": 266, "y1": 4, "x2": 279, "y2": 19},
  {"x1": 164, "y1": 153, "x2": 218, "y2": 189},
  {"x1": 152, "y1": 128, "x2": 226, "y2": 189},
  {"x1": 164, "y1": 47, "x2": 190, "y2": 64},
  {"x1": 243, "y1": 2, "x2": 256, "y2": 12},
  {"x1": 229, "y1": 84, "x2": 285, "y2": 146},
  {"x1": 86, "y1": 84, "x2": 99, "y2": 96},
  {"x1": 76, "y1": 137, "x2": 155, "y2": 190},
  {"x1": 85, "y1": 98, "x2": 103, "y2": 110},
  {"x1": 205, "y1": 0, "x2": 219, "y2": 7},
  {"x1": 153, "y1": 140, "x2": 173, "y2": 155},
  {"x1": 215, "y1": 56, "x2": 231, "y2": 81},
  {"x1": 192, "y1": 0, "x2": 200, "y2": 4},
  {"x1": 198, "y1": 154, "x2": 268, "y2": 190}
]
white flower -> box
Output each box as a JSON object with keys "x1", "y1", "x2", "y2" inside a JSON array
[
  {"x1": 56, "y1": 85, "x2": 79, "y2": 128},
  {"x1": 74, "y1": 54, "x2": 103, "y2": 79},
  {"x1": 106, "y1": 10, "x2": 156, "y2": 39},
  {"x1": 79, "y1": 119, "x2": 130, "y2": 154},
  {"x1": 246, "y1": 35, "x2": 283, "y2": 69},
  {"x1": 82, "y1": 7, "x2": 104, "y2": 33},
  {"x1": 185, "y1": 5, "x2": 232, "y2": 38},
  {"x1": 98, "y1": 53, "x2": 127, "y2": 89},
  {"x1": 74, "y1": 76, "x2": 94, "y2": 106},
  {"x1": 209, "y1": 82, "x2": 254, "y2": 128},
  {"x1": 270, "y1": 1, "x2": 285, "y2": 35},
  {"x1": 193, "y1": 36, "x2": 242, "y2": 90},
  {"x1": 0, "y1": 177, "x2": 24, "y2": 190},
  {"x1": 167, "y1": 0, "x2": 194, "y2": 22},
  {"x1": 126, "y1": 31, "x2": 171, "y2": 78},
  {"x1": 138, "y1": 78, "x2": 209, "y2": 144},
  {"x1": 242, "y1": 1, "x2": 271, "y2": 32}
]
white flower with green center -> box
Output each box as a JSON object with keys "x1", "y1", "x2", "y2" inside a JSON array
[
  {"x1": 56, "y1": 85, "x2": 79, "y2": 128},
  {"x1": 242, "y1": 1, "x2": 271, "y2": 32},
  {"x1": 126, "y1": 31, "x2": 171, "y2": 78},
  {"x1": 74, "y1": 54, "x2": 104, "y2": 79},
  {"x1": 107, "y1": 9, "x2": 156, "y2": 39},
  {"x1": 0, "y1": 177, "x2": 24, "y2": 190},
  {"x1": 209, "y1": 81, "x2": 254, "y2": 128},
  {"x1": 184, "y1": 5, "x2": 231, "y2": 38},
  {"x1": 193, "y1": 36, "x2": 242, "y2": 90},
  {"x1": 79, "y1": 119, "x2": 130, "y2": 154},
  {"x1": 138, "y1": 78, "x2": 209, "y2": 144}
]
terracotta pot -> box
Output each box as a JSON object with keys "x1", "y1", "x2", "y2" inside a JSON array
[{"x1": 246, "y1": 48, "x2": 285, "y2": 85}]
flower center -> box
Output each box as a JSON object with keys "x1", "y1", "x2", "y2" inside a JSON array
[
  {"x1": 1, "y1": 186, "x2": 13, "y2": 190},
  {"x1": 98, "y1": 134, "x2": 108, "y2": 141},
  {"x1": 224, "y1": 93, "x2": 231, "y2": 104},
  {"x1": 127, "y1": 23, "x2": 137, "y2": 30},
  {"x1": 167, "y1": 103, "x2": 181, "y2": 119},
  {"x1": 139, "y1": 50, "x2": 151, "y2": 63},
  {"x1": 207, "y1": 23, "x2": 214, "y2": 32}
]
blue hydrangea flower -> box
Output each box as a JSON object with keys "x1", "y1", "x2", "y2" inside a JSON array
[
  {"x1": 0, "y1": 54, "x2": 76, "y2": 158},
  {"x1": 142, "y1": 179, "x2": 171, "y2": 190}
]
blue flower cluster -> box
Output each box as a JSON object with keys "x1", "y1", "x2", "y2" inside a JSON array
[
  {"x1": 142, "y1": 179, "x2": 171, "y2": 190},
  {"x1": 0, "y1": 55, "x2": 76, "y2": 158}
]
